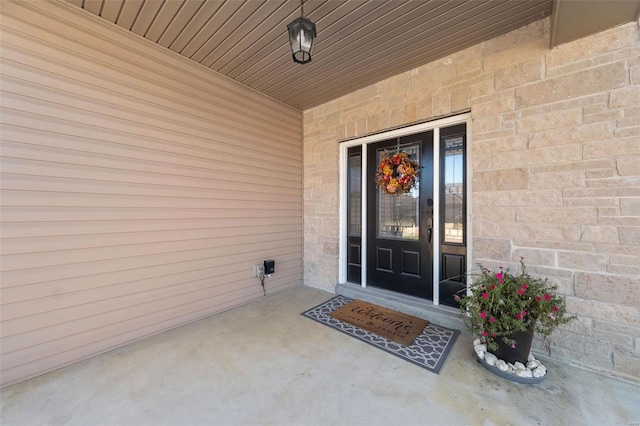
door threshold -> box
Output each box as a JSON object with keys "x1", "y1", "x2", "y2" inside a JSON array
[{"x1": 336, "y1": 282, "x2": 464, "y2": 331}]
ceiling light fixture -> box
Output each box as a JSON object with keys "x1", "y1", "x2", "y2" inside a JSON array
[{"x1": 287, "y1": 0, "x2": 316, "y2": 64}]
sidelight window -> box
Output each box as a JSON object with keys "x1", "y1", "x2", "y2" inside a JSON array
[{"x1": 443, "y1": 135, "x2": 465, "y2": 244}]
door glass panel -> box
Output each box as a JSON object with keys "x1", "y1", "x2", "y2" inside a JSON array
[
  {"x1": 377, "y1": 144, "x2": 419, "y2": 240},
  {"x1": 348, "y1": 153, "x2": 361, "y2": 235},
  {"x1": 443, "y1": 135, "x2": 464, "y2": 244}
]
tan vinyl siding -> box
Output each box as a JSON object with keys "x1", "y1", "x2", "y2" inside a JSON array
[{"x1": 0, "y1": 0, "x2": 303, "y2": 387}]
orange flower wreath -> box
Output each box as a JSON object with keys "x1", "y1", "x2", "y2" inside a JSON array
[{"x1": 375, "y1": 151, "x2": 419, "y2": 195}]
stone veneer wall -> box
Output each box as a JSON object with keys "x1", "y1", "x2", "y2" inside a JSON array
[{"x1": 303, "y1": 18, "x2": 640, "y2": 381}]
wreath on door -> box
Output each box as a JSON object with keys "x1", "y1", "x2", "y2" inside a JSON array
[{"x1": 375, "y1": 151, "x2": 419, "y2": 195}]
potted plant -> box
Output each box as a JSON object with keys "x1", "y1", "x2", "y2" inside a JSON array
[{"x1": 455, "y1": 258, "x2": 576, "y2": 368}]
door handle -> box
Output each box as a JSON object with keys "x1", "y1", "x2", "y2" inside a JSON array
[{"x1": 426, "y1": 208, "x2": 433, "y2": 244}]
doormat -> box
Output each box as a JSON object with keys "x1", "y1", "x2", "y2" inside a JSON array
[
  {"x1": 329, "y1": 299, "x2": 429, "y2": 346},
  {"x1": 302, "y1": 296, "x2": 459, "y2": 374}
]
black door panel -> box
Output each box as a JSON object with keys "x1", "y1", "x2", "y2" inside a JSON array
[{"x1": 366, "y1": 132, "x2": 434, "y2": 300}]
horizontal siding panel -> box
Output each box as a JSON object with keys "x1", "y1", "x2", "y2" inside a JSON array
[
  {"x1": 3, "y1": 274, "x2": 301, "y2": 361},
  {"x1": 0, "y1": 1, "x2": 303, "y2": 387},
  {"x1": 0, "y1": 284, "x2": 275, "y2": 386},
  {"x1": 0, "y1": 65, "x2": 302, "y2": 148},
  {"x1": 0, "y1": 72, "x2": 301, "y2": 158},
  {"x1": 0, "y1": 138, "x2": 301, "y2": 187},
  {"x1": 3, "y1": 273, "x2": 254, "y2": 339},
  {"x1": 2, "y1": 262, "x2": 303, "y2": 338},
  {"x1": 0, "y1": 174, "x2": 301, "y2": 204},
  {"x1": 1, "y1": 233, "x2": 301, "y2": 271},
  {"x1": 1, "y1": 217, "x2": 302, "y2": 238},
  {"x1": 0, "y1": 206, "x2": 300, "y2": 222},
  {"x1": 0, "y1": 190, "x2": 301, "y2": 210},
  {"x1": 1, "y1": 95, "x2": 300, "y2": 165},
  {"x1": 2, "y1": 246, "x2": 301, "y2": 299},
  {"x1": 2, "y1": 226, "x2": 300, "y2": 255},
  {"x1": 0, "y1": 111, "x2": 301, "y2": 169},
  {"x1": 1, "y1": 256, "x2": 302, "y2": 319},
  {"x1": 0, "y1": 4, "x2": 301, "y2": 128}
]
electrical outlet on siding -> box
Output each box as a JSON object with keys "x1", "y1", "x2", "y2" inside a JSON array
[{"x1": 254, "y1": 264, "x2": 265, "y2": 278}]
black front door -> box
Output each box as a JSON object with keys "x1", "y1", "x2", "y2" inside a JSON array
[{"x1": 366, "y1": 132, "x2": 434, "y2": 299}]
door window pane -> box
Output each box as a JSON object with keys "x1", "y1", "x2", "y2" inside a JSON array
[
  {"x1": 377, "y1": 144, "x2": 419, "y2": 240},
  {"x1": 348, "y1": 152, "x2": 361, "y2": 236},
  {"x1": 443, "y1": 135, "x2": 464, "y2": 244}
]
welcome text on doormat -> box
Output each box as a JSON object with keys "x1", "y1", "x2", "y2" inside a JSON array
[{"x1": 330, "y1": 299, "x2": 429, "y2": 346}]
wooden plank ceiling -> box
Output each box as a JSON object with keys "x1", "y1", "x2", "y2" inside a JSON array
[{"x1": 64, "y1": 0, "x2": 555, "y2": 110}]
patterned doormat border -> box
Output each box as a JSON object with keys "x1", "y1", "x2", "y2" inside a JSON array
[{"x1": 302, "y1": 295, "x2": 459, "y2": 374}]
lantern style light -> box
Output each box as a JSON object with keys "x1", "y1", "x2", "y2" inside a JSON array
[{"x1": 287, "y1": 0, "x2": 316, "y2": 64}]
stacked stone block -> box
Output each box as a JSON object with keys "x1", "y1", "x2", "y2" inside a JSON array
[{"x1": 304, "y1": 18, "x2": 640, "y2": 381}]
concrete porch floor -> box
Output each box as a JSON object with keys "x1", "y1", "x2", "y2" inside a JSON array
[{"x1": 1, "y1": 286, "x2": 638, "y2": 426}]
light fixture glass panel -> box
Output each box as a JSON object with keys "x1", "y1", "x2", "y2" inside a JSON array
[
  {"x1": 290, "y1": 35, "x2": 301, "y2": 52},
  {"x1": 301, "y1": 29, "x2": 313, "y2": 49}
]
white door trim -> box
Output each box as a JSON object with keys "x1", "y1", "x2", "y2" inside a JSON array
[{"x1": 338, "y1": 113, "x2": 472, "y2": 305}]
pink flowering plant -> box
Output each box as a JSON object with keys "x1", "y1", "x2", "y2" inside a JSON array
[{"x1": 455, "y1": 259, "x2": 575, "y2": 354}]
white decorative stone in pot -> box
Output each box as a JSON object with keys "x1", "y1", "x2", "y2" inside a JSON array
[
  {"x1": 474, "y1": 344, "x2": 487, "y2": 353},
  {"x1": 515, "y1": 369, "x2": 533, "y2": 378},
  {"x1": 484, "y1": 352, "x2": 498, "y2": 366},
  {"x1": 473, "y1": 341, "x2": 547, "y2": 383},
  {"x1": 533, "y1": 368, "x2": 547, "y2": 378},
  {"x1": 496, "y1": 360, "x2": 509, "y2": 372}
]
